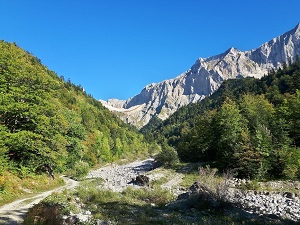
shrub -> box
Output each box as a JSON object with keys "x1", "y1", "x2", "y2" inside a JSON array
[
  {"x1": 155, "y1": 143, "x2": 179, "y2": 167},
  {"x1": 69, "y1": 160, "x2": 90, "y2": 180},
  {"x1": 282, "y1": 147, "x2": 300, "y2": 179},
  {"x1": 194, "y1": 166, "x2": 232, "y2": 208},
  {"x1": 23, "y1": 202, "x2": 64, "y2": 225}
]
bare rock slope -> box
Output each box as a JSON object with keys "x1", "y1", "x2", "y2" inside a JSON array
[{"x1": 100, "y1": 23, "x2": 300, "y2": 128}]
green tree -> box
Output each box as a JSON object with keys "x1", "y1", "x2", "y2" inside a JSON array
[
  {"x1": 239, "y1": 95, "x2": 275, "y2": 178},
  {"x1": 215, "y1": 98, "x2": 247, "y2": 169},
  {"x1": 0, "y1": 126, "x2": 10, "y2": 175},
  {"x1": 0, "y1": 41, "x2": 152, "y2": 177},
  {"x1": 177, "y1": 110, "x2": 217, "y2": 162},
  {"x1": 286, "y1": 90, "x2": 300, "y2": 146},
  {"x1": 100, "y1": 136, "x2": 113, "y2": 162},
  {"x1": 155, "y1": 142, "x2": 179, "y2": 167}
]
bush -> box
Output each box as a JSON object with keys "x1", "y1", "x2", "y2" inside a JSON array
[
  {"x1": 155, "y1": 143, "x2": 179, "y2": 167},
  {"x1": 194, "y1": 166, "x2": 232, "y2": 208},
  {"x1": 282, "y1": 147, "x2": 300, "y2": 179},
  {"x1": 0, "y1": 146, "x2": 9, "y2": 176},
  {"x1": 23, "y1": 202, "x2": 64, "y2": 225},
  {"x1": 69, "y1": 160, "x2": 90, "y2": 180}
]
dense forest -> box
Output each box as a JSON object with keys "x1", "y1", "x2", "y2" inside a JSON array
[
  {"x1": 141, "y1": 59, "x2": 300, "y2": 180},
  {"x1": 0, "y1": 41, "x2": 155, "y2": 178}
]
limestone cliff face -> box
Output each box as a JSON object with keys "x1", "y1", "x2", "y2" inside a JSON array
[{"x1": 100, "y1": 23, "x2": 300, "y2": 128}]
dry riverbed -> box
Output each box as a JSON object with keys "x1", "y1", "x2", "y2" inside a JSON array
[{"x1": 2, "y1": 158, "x2": 300, "y2": 224}]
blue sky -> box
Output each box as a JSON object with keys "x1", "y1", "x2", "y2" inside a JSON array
[{"x1": 1, "y1": 1, "x2": 300, "y2": 100}]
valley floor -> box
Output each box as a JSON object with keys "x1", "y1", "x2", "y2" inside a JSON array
[
  {"x1": 2, "y1": 158, "x2": 300, "y2": 225},
  {"x1": 0, "y1": 176, "x2": 78, "y2": 225}
]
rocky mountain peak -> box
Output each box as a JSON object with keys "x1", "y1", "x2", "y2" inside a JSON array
[
  {"x1": 100, "y1": 23, "x2": 300, "y2": 128},
  {"x1": 225, "y1": 47, "x2": 241, "y2": 55},
  {"x1": 291, "y1": 22, "x2": 300, "y2": 34}
]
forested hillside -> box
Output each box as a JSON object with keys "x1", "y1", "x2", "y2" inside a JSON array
[
  {"x1": 0, "y1": 41, "x2": 153, "y2": 178},
  {"x1": 142, "y1": 59, "x2": 300, "y2": 179}
]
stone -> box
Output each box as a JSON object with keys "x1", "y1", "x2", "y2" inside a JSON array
[
  {"x1": 85, "y1": 210, "x2": 92, "y2": 215},
  {"x1": 284, "y1": 192, "x2": 294, "y2": 199},
  {"x1": 189, "y1": 181, "x2": 201, "y2": 193},
  {"x1": 64, "y1": 215, "x2": 80, "y2": 225},
  {"x1": 177, "y1": 192, "x2": 191, "y2": 200},
  {"x1": 95, "y1": 220, "x2": 110, "y2": 225},
  {"x1": 134, "y1": 175, "x2": 150, "y2": 186}
]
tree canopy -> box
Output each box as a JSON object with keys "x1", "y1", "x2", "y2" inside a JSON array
[
  {"x1": 0, "y1": 41, "x2": 153, "y2": 177},
  {"x1": 142, "y1": 58, "x2": 300, "y2": 179}
]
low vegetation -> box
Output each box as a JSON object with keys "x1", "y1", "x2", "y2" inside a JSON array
[
  {"x1": 23, "y1": 162, "x2": 299, "y2": 225},
  {"x1": 154, "y1": 142, "x2": 179, "y2": 167},
  {"x1": 0, "y1": 171, "x2": 64, "y2": 206}
]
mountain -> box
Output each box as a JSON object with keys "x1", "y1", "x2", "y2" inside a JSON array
[{"x1": 100, "y1": 23, "x2": 300, "y2": 128}]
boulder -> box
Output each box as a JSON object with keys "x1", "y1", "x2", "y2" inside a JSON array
[{"x1": 129, "y1": 175, "x2": 150, "y2": 186}]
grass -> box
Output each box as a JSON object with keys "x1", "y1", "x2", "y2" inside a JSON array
[
  {"x1": 150, "y1": 175, "x2": 169, "y2": 186},
  {"x1": 0, "y1": 171, "x2": 64, "y2": 206},
  {"x1": 180, "y1": 170, "x2": 199, "y2": 188},
  {"x1": 59, "y1": 177, "x2": 189, "y2": 224},
  {"x1": 21, "y1": 163, "x2": 300, "y2": 225},
  {"x1": 42, "y1": 189, "x2": 80, "y2": 215},
  {"x1": 75, "y1": 182, "x2": 192, "y2": 224}
]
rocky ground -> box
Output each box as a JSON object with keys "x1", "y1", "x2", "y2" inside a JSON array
[
  {"x1": 80, "y1": 159, "x2": 300, "y2": 224},
  {"x1": 3, "y1": 158, "x2": 299, "y2": 224},
  {"x1": 86, "y1": 158, "x2": 185, "y2": 195},
  {"x1": 227, "y1": 180, "x2": 300, "y2": 221},
  {"x1": 86, "y1": 158, "x2": 155, "y2": 192},
  {"x1": 178, "y1": 178, "x2": 300, "y2": 222}
]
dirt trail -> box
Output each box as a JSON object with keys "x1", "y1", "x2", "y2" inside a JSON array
[
  {"x1": 0, "y1": 176, "x2": 78, "y2": 225},
  {"x1": 161, "y1": 173, "x2": 184, "y2": 191}
]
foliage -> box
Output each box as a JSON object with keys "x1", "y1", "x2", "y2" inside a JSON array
[
  {"x1": 0, "y1": 171, "x2": 64, "y2": 206},
  {"x1": 23, "y1": 202, "x2": 64, "y2": 225},
  {"x1": 0, "y1": 126, "x2": 9, "y2": 175},
  {"x1": 143, "y1": 59, "x2": 300, "y2": 180},
  {"x1": 23, "y1": 189, "x2": 81, "y2": 225},
  {"x1": 67, "y1": 160, "x2": 90, "y2": 180},
  {"x1": 177, "y1": 110, "x2": 217, "y2": 162},
  {"x1": 155, "y1": 142, "x2": 179, "y2": 167},
  {"x1": 0, "y1": 40, "x2": 152, "y2": 177}
]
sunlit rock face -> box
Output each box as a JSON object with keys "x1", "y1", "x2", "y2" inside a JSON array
[{"x1": 100, "y1": 23, "x2": 300, "y2": 128}]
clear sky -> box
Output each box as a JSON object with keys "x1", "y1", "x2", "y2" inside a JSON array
[{"x1": 1, "y1": 0, "x2": 300, "y2": 100}]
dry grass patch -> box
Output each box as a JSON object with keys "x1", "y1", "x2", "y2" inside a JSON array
[{"x1": 0, "y1": 172, "x2": 64, "y2": 206}]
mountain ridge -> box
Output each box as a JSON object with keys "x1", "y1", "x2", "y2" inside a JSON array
[{"x1": 100, "y1": 23, "x2": 300, "y2": 128}]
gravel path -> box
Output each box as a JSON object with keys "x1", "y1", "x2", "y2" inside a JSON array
[
  {"x1": 86, "y1": 158, "x2": 155, "y2": 192},
  {"x1": 161, "y1": 173, "x2": 184, "y2": 195},
  {"x1": 0, "y1": 176, "x2": 79, "y2": 225}
]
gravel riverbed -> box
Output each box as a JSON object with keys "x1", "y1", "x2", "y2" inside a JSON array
[{"x1": 86, "y1": 158, "x2": 155, "y2": 192}]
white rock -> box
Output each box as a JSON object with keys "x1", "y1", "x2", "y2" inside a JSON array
[
  {"x1": 100, "y1": 23, "x2": 300, "y2": 128},
  {"x1": 85, "y1": 210, "x2": 91, "y2": 215}
]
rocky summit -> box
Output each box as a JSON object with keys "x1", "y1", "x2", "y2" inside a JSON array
[{"x1": 100, "y1": 23, "x2": 300, "y2": 128}]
